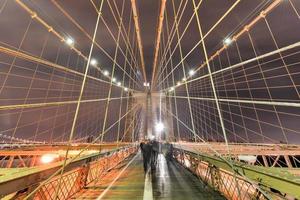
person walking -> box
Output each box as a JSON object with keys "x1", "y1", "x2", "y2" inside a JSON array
[
  {"x1": 140, "y1": 140, "x2": 152, "y2": 173},
  {"x1": 151, "y1": 140, "x2": 159, "y2": 170}
]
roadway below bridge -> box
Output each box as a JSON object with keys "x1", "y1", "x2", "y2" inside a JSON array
[{"x1": 74, "y1": 151, "x2": 225, "y2": 200}]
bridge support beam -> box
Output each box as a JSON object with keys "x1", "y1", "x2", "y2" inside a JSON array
[
  {"x1": 0, "y1": 146, "x2": 137, "y2": 199},
  {"x1": 172, "y1": 147, "x2": 300, "y2": 199}
]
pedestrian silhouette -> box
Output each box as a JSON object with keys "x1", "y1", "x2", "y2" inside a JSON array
[{"x1": 140, "y1": 140, "x2": 152, "y2": 173}]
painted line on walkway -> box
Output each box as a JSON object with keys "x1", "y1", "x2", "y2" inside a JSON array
[
  {"x1": 96, "y1": 153, "x2": 139, "y2": 200},
  {"x1": 143, "y1": 167, "x2": 153, "y2": 200}
]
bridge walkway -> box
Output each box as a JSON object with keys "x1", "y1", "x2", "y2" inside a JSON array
[{"x1": 73, "y1": 152, "x2": 225, "y2": 200}]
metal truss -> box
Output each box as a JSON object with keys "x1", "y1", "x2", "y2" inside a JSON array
[{"x1": 0, "y1": 146, "x2": 137, "y2": 198}]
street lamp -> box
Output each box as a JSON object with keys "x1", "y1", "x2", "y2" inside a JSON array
[
  {"x1": 224, "y1": 37, "x2": 232, "y2": 45},
  {"x1": 188, "y1": 69, "x2": 195, "y2": 76},
  {"x1": 155, "y1": 122, "x2": 165, "y2": 133},
  {"x1": 104, "y1": 70, "x2": 109, "y2": 76},
  {"x1": 65, "y1": 37, "x2": 74, "y2": 46},
  {"x1": 90, "y1": 58, "x2": 97, "y2": 66}
]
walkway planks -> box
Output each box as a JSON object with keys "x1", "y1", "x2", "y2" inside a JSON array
[
  {"x1": 152, "y1": 154, "x2": 225, "y2": 200},
  {"x1": 73, "y1": 153, "x2": 145, "y2": 200},
  {"x1": 73, "y1": 152, "x2": 225, "y2": 200}
]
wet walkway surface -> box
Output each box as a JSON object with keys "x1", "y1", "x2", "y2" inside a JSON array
[
  {"x1": 74, "y1": 152, "x2": 225, "y2": 200},
  {"x1": 152, "y1": 154, "x2": 225, "y2": 200},
  {"x1": 73, "y1": 153, "x2": 145, "y2": 199}
]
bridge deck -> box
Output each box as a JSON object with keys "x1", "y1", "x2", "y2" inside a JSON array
[{"x1": 73, "y1": 152, "x2": 224, "y2": 200}]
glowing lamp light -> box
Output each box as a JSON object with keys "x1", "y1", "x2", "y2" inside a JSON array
[
  {"x1": 65, "y1": 37, "x2": 74, "y2": 46},
  {"x1": 224, "y1": 37, "x2": 232, "y2": 45},
  {"x1": 117, "y1": 82, "x2": 121, "y2": 86},
  {"x1": 182, "y1": 77, "x2": 187, "y2": 82},
  {"x1": 90, "y1": 58, "x2": 97, "y2": 66},
  {"x1": 104, "y1": 70, "x2": 109, "y2": 76},
  {"x1": 124, "y1": 87, "x2": 128, "y2": 91},
  {"x1": 238, "y1": 155, "x2": 257, "y2": 164},
  {"x1": 169, "y1": 87, "x2": 174, "y2": 92},
  {"x1": 188, "y1": 69, "x2": 195, "y2": 76},
  {"x1": 41, "y1": 154, "x2": 59, "y2": 164},
  {"x1": 177, "y1": 81, "x2": 181, "y2": 86},
  {"x1": 149, "y1": 135, "x2": 155, "y2": 140},
  {"x1": 184, "y1": 158, "x2": 191, "y2": 168},
  {"x1": 112, "y1": 77, "x2": 116, "y2": 83},
  {"x1": 143, "y1": 82, "x2": 150, "y2": 87},
  {"x1": 155, "y1": 122, "x2": 165, "y2": 133}
]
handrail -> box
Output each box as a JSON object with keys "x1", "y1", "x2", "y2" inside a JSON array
[
  {"x1": 0, "y1": 145, "x2": 137, "y2": 197},
  {"x1": 173, "y1": 147, "x2": 300, "y2": 199}
]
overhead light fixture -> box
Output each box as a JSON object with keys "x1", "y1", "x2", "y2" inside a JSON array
[
  {"x1": 124, "y1": 87, "x2": 128, "y2": 91},
  {"x1": 177, "y1": 81, "x2": 181, "y2": 86},
  {"x1": 155, "y1": 122, "x2": 165, "y2": 133},
  {"x1": 143, "y1": 82, "x2": 150, "y2": 87},
  {"x1": 169, "y1": 87, "x2": 174, "y2": 92},
  {"x1": 182, "y1": 77, "x2": 187, "y2": 82},
  {"x1": 224, "y1": 37, "x2": 232, "y2": 45},
  {"x1": 104, "y1": 70, "x2": 109, "y2": 76},
  {"x1": 90, "y1": 58, "x2": 97, "y2": 66},
  {"x1": 112, "y1": 77, "x2": 116, "y2": 83},
  {"x1": 188, "y1": 69, "x2": 195, "y2": 76},
  {"x1": 117, "y1": 82, "x2": 121, "y2": 86},
  {"x1": 65, "y1": 37, "x2": 74, "y2": 46}
]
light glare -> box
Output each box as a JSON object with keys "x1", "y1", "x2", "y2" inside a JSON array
[
  {"x1": 65, "y1": 37, "x2": 74, "y2": 46},
  {"x1": 188, "y1": 69, "x2": 195, "y2": 76},
  {"x1": 104, "y1": 70, "x2": 109, "y2": 76},
  {"x1": 224, "y1": 37, "x2": 232, "y2": 45},
  {"x1": 155, "y1": 122, "x2": 165, "y2": 133},
  {"x1": 41, "y1": 154, "x2": 58, "y2": 164},
  {"x1": 90, "y1": 58, "x2": 97, "y2": 66}
]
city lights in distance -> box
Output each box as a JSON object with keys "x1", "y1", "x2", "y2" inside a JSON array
[{"x1": 149, "y1": 135, "x2": 155, "y2": 140}]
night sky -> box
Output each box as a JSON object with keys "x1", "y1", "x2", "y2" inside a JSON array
[{"x1": 0, "y1": 0, "x2": 300, "y2": 144}]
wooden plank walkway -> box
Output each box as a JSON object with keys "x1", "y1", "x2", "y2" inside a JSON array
[
  {"x1": 73, "y1": 152, "x2": 225, "y2": 200},
  {"x1": 73, "y1": 153, "x2": 145, "y2": 200},
  {"x1": 152, "y1": 154, "x2": 225, "y2": 200}
]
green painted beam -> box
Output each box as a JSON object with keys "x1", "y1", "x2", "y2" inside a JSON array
[
  {"x1": 177, "y1": 148, "x2": 300, "y2": 199},
  {"x1": 0, "y1": 146, "x2": 134, "y2": 197}
]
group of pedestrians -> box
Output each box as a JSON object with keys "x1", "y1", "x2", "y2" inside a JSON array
[{"x1": 140, "y1": 139, "x2": 159, "y2": 173}]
